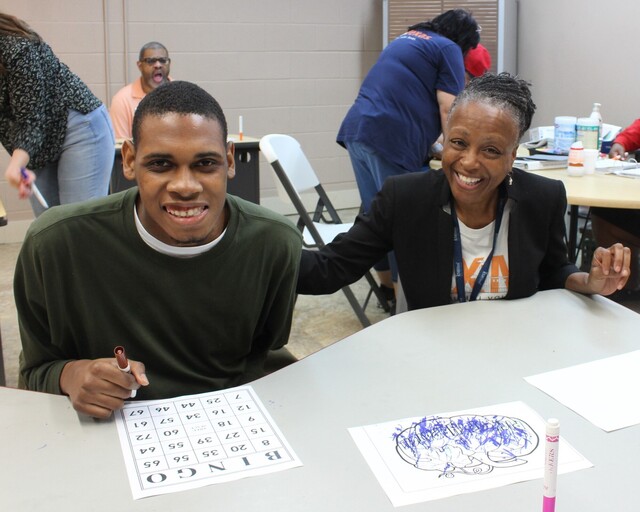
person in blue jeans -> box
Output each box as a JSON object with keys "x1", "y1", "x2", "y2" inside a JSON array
[
  {"x1": 337, "y1": 9, "x2": 480, "y2": 303},
  {"x1": 0, "y1": 12, "x2": 114, "y2": 217}
]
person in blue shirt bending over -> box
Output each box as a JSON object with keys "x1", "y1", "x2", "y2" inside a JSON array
[{"x1": 337, "y1": 9, "x2": 481, "y2": 305}]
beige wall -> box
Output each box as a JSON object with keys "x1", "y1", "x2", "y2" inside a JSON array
[
  {"x1": 517, "y1": 0, "x2": 639, "y2": 131},
  {"x1": 1, "y1": 0, "x2": 639, "y2": 242},
  {"x1": 0, "y1": 0, "x2": 382, "y2": 240}
]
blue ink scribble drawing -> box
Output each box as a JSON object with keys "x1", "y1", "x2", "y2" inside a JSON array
[{"x1": 393, "y1": 414, "x2": 539, "y2": 478}]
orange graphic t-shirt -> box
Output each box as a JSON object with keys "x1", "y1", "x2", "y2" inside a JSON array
[{"x1": 450, "y1": 203, "x2": 511, "y2": 301}]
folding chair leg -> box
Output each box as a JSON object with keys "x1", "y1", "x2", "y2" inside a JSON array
[
  {"x1": 363, "y1": 272, "x2": 391, "y2": 313},
  {"x1": 340, "y1": 286, "x2": 371, "y2": 328}
]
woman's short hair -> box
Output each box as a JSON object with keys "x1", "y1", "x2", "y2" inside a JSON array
[{"x1": 449, "y1": 72, "x2": 537, "y2": 140}]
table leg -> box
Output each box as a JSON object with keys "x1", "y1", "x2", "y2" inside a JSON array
[{"x1": 568, "y1": 205, "x2": 578, "y2": 263}]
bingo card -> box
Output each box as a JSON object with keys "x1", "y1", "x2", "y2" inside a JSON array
[{"x1": 115, "y1": 385, "x2": 302, "y2": 499}]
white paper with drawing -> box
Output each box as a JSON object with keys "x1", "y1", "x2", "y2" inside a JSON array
[{"x1": 349, "y1": 401, "x2": 591, "y2": 507}]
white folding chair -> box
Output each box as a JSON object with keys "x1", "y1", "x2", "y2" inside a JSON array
[{"x1": 260, "y1": 134, "x2": 391, "y2": 327}]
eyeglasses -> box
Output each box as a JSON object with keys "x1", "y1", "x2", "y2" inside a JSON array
[
  {"x1": 141, "y1": 57, "x2": 170, "y2": 65},
  {"x1": 476, "y1": 25, "x2": 482, "y2": 33}
]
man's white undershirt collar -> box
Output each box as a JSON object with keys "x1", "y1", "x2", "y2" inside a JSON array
[{"x1": 134, "y1": 205, "x2": 225, "y2": 258}]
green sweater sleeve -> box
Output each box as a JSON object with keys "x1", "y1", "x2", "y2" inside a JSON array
[
  {"x1": 239, "y1": 215, "x2": 302, "y2": 383},
  {"x1": 15, "y1": 231, "x2": 68, "y2": 394}
]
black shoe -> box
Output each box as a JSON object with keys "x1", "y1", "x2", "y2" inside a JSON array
[{"x1": 378, "y1": 284, "x2": 396, "y2": 315}]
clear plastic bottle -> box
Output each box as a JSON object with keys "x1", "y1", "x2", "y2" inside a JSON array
[{"x1": 589, "y1": 102, "x2": 603, "y2": 149}]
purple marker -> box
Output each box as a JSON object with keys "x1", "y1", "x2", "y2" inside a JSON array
[
  {"x1": 20, "y1": 167, "x2": 49, "y2": 208},
  {"x1": 542, "y1": 418, "x2": 560, "y2": 512}
]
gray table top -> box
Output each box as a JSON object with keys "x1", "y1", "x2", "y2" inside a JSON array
[{"x1": 2, "y1": 289, "x2": 639, "y2": 511}]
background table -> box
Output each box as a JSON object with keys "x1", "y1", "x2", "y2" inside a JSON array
[
  {"x1": 2, "y1": 289, "x2": 639, "y2": 510},
  {"x1": 111, "y1": 135, "x2": 261, "y2": 204},
  {"x1": 528, "y1": 169, "x2": 640, "y2": 261}
]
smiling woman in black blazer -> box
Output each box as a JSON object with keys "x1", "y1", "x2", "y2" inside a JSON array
[{"x1": 298, "y1": 73, "x2": 631, "y2": 311}]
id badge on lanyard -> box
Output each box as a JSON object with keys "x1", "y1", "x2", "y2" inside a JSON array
[{"x1": 451, "y1": 196, "x2": 506, "y2": 303}]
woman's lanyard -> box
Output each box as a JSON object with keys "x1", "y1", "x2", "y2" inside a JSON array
[{"x1": 451, "y1": 195, "x2": 506, "y2": 303}]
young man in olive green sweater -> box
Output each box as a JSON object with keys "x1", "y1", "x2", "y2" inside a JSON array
[{"x1": 15, "y1": 81, "x2": 302, "y2": 418}]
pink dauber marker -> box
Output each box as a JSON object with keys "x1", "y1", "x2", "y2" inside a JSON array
[
  {"x1": 542, "y1": 418, "x2": 560, "y2": 512},
  {"x1": 114, "y1": 345, "x2": 137, "y2": 398}
]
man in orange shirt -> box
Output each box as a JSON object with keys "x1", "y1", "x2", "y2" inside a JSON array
[{"x1": 109, "y1": 42, "x2": 171, "y2": 139}]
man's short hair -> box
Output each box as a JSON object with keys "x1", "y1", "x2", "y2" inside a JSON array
[
  {"x1": 131, "y1": 81, "x2": 228, "y2": 146},
  {"x1": 138, "y1": 41, "x2": 168, "y2": 60}
]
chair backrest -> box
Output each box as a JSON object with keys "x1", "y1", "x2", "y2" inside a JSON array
[{"x1": 260, "y1": 134, "x2": 320, "y2": 203}]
